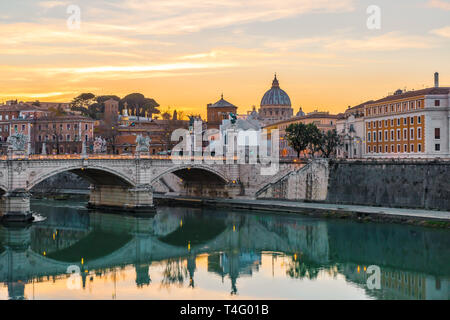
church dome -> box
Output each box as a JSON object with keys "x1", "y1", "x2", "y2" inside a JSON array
[{"x1": 260, "y1": 75, "x2": 291, "y2": 107}]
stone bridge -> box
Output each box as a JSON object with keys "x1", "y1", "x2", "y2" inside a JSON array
[{"x1": 0, "y1": 154, "x2": 306, "y2": 222}]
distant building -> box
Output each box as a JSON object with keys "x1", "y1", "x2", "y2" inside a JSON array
[
  {"x1": 258, "y1": 74, "x2": 293, "y2": 125},
  {"x1": 336, "y1": 101, "x2": 373, "y2": 159},
  {"x1": 0, "y1": 102, "x2": 94, "y2": 154},
  {"x1": 207, "y1": 95, "x2": 238, "y2": 129},
  {"x1": 363, "y1": 72, "x2": 450, "y2": 158},
  {"x1": 105, "y1": 110, "x2": 190, "y2": 154}
]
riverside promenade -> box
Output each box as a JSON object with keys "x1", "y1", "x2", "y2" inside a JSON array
[{"x1": 154, "y1": 194, "x2": 450, "y2": 224}]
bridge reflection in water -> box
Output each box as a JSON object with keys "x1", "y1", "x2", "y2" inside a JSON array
[{"x1": 0, "y1": 200, "x2": 448, "y2": 300}]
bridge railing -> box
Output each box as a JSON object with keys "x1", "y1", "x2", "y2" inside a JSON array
[{"x1": 0, "y1": 154, "x2": 240, "y2": 161}]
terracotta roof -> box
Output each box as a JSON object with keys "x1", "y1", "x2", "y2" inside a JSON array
[
  {"x1": 346, "y1": 100, "x2": 374, "y2": 112},
  {"x1": 368, "y1": 87, "x2": 450, "y2": 105}
]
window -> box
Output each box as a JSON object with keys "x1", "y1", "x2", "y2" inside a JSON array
[
  {"x1": 397, "y1": 129, "x2": 401, "y2": 140},
  {"x1": 403, "y1": 129, "x2": 408, "y2": 140},
  {"x1": 411, "y1": 144, "x2": 414, "y2": 152},
  {"x1": 5, "y1": 115, "x2": 8, "y2": 120},
  {"x1": 21, "y1": 124, "x2": 25, "y2": 131},
  {"x1": 368, "y1": 132, "x2": 371, "y2": 142},
  {"x1": 410, "y1": 128, "x2": 414, "y2": 140},
  {"x1": 391, "y1": 130, "x2": 394, "y2": 141},
  {"x1": 404, "y1": 144, "x2": 408, "y2": 152},
  {"x1": 0, "y1": 115, "x2": 2, "y2": 120},
  {"x1": 85, "y1": 124, "x2": 88, "y2": 130},
  {"x1": 391, "y1": 145, "x2": 394, "y2": 153},
  {"x1": 385, "y1": 145, "x2": 388, "y2": 153},
  {"x1": 410, "y1": 117, "x2": 414, "y2": 125},
  {"x1": 66, "y1": 134, "x2": 70, "y2": 141},
  {"x1": 391, "y1": 119, "x2": 394, "y2": 126},
  {"x1": 435, "y1": 100, "x2": 440, "y2": 106},
  {"x1": 368, "y1": 146, "x2": 371, "y2": 153},
  {"x1": 397, "y1": 144, "x2": 401, "y2": 152},
  {"x1": 418, "y1": 116, "x2": 421, "y2": 124},
  {"x1": 397, "y1": 118, "x2": 400, "y2": 126},
  {"x1": 379, "y1": 146, "x2": 382, "y2": 153},
  {"x1": 384, "y1": 120, "x2": 388, "y2": 127},
  {"x1": 435, "y1": 128, "x2": 441, "y2": 139},
  {"x1": 435, "y1": 144, "x2": 440, "y2": 151},
  {"x1": 403, "y1": 118, "x2": 407, "y2": 125},
  {"x1": 417, "y1": 128, "x2": 422, "y2": 139},
  {"x1": 385, "y1": 130, "x2": 388, "y2": 141},
  {"x1": 368, "y1": 122, "x2": 371, "y2": 129},
  {"x1": 373, "y1": 131, "x2": 377, "y2": 142},
  {"x1": 418, "y1": 144, "x2": 422, "y2": 152},
  {"x1": 67, "y1": 124, "x2": 71, "y2": 130},
  {"x1": 379, "y1": 131, "x2": 382, "y2": 142}
]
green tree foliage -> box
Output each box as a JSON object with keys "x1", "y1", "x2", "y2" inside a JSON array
[
  {"x1": 317, "y1": 129, "x2": 342, "y2": 158},
  {"x1": 70, "y1": 93, "x2": 97, "y2": 118},
  {"x1": 285, "y1": 122, "x2": 310, "y2": 158},
  {"x1": 48, "y1": 104, "x2": 67, "y2": 117},
  {"x1": 120, "y1": 93, "x2": 160, "y2": 118},
  {"x1": 286, "y1": 123, "x2": 342, "y2": 158}
]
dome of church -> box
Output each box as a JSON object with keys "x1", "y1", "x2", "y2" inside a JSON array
[{"x1": 260, "y1": 75, "x2": 291, "y2": 107}]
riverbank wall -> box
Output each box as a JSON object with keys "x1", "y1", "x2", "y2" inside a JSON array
[{"x1": 326, "y1": 159, "x2": 450, "y2": 211}]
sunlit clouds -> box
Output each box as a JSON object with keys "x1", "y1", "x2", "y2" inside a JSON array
[{"x1": 0, "y1": 0, "x2": 449, "y2": 116}]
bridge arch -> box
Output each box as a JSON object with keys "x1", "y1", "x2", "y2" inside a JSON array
[
  {"x1": 151, "y1": 164, "x2": 230, "y2": 185},
  {"x1": 27, "y1": 165, "x2": 136, "y2": 191}
]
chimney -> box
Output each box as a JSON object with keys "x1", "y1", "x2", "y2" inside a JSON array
[{"x1": 434, "y1": 72, "x2": 439, "y2": 88}]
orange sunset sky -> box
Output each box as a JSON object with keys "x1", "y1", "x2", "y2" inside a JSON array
[{"x1": 1, "y1": 0, "x2": 450, "y2": 118}]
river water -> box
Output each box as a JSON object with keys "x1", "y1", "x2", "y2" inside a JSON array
[{"x1": 0, "y1": 199, "x2": 448, "y2": 300}]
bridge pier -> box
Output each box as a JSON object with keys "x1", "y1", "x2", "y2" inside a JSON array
[
  {"x1": 0, "y1": 189, "x2": 33, "y2": 223},
  {"x1": 87, "y1": 184, "x2": 156, "y2": 214}
]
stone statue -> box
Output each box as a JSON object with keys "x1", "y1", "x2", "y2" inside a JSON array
[
  {"x1": 229, "y1": 112, "x2": 237, "y2": 125},
  {"x1": 188, "y1": 115, "x2": 195, "y2": 128},
  {"x1": 93, "y1": 136, "x2": 107, "y2": 153},
  {"x1": 136, "y1": 134, "x2": 151, "y2": 152},
  {"x1": 7, "y1": 129, "x2": 29, "y2": 151}
]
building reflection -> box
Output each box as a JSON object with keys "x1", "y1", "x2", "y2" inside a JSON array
[{"x1": 0, "y1": 202, "x2": 448, "y2": 300}]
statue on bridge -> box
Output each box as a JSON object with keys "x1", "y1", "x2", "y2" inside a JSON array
[
  {"x1": 7, "y1": 129, "x2": 29, "y2": 151},
  {"x1": 229, "y1": 112, "x2": 237, "y2": 125},
  {"x1": 136, "y1": 134, "x2": 151, "y2": 152},
  {"x1": 93, "y1": 136, "x2": 107, "y2": 153}
]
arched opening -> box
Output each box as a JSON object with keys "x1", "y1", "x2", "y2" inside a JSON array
[
  {"x1": 30, "y1": 168, "x2": 134, "y2": 196},
  {"x1": 155, "y1": 166, "x2": 230, "y2": 198}
]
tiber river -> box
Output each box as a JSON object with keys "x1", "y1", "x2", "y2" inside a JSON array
[{"x1": 0, "y1": 199, "x2": 448, "y2": 300}]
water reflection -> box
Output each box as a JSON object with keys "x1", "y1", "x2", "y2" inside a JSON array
[{"x1": 0, "y1": 200, "x2": 448, "y2": 300}]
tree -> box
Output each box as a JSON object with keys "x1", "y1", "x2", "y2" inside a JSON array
[
  {"x1": 305, "y1": 123, "x2": 323, "y2": 157},
  {"x1": 70, "y1": 93, "x2": 96, "y2": 118},
  {"x1": 317, "y1": 129, "x2": 342, "y2": 158},
  {"x1": 120, "y1": 93, "x2": 160, "y2": 118},
  {"x1": 48, "y1": 104, "x2": 67, "y2": 117},
  {"x1": 285, "y1": 122, "x2": 310, "y2": 158}
]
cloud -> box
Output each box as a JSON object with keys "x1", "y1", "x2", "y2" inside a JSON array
[
  {"x1": 264, "y1": 32, "x2": 436, "y2": 52},
  {"x1": 82, "y1": 0, "x2": 355, "y2": 35},
  {"x1": 427, "y1": 0, "x2": 450, "y2": 10},
  {"x1": 38, "y1": 1, "x2": 69, "y2": 9},
  {"x1": 430, "y1": 25, "x2": 450, "y2": 38}
]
